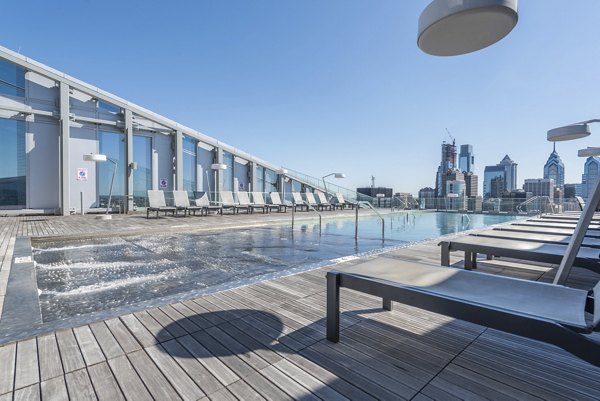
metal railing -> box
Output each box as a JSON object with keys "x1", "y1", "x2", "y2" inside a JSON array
[{"x1": 355, "y1": 201, "x2": 385, "y2": 240}]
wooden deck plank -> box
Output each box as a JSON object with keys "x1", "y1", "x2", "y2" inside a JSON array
[
  {"x1": 0, "y1": 342, "x2": 16, "y2": 395},
  {"x1": 145, "y1": 345, "x2": 206, "y2": 401},
  {"x1": 64, "y1": 369, "x2": 97, "y2": 401},
  {"x1": 88, "y1": 322, "x2": 124, "y2": 360},
  {"x1": 242, "y1": 370, "x2": 294, "y2": 401},
  {"x1": 127, "y1": 350, "x2": 182, "y2": 401},
  {"x1": 191, "y1": 330, "x2": 256, "y2": 379},
  {"x1": 272, "y1": 358, "x2": 348, "y2": 401},
  {"x1": 40, "y1": 376, "x2": 69, "y2": 401},
  {"x1": 37, "y1": 334, "x2": 64, "y2": 382},
  {"x1": 225, "y1": 380, "x2": 267, "y2": 401},
  {"x1": 176, "y1": 334, "x2": 240, "y2": 386},
  {"x1": 87, "y1": 362, "x2": 125, "y2": 401},
  {"x1": 12, "y1": 384, "x2": 39, "y2": 401},
  {"x1": 299, "y1": 344, "x2": 406, "y2": 400},
  {"x1": 160, "y1": 339, "x2": 224, "y2": 396},
  {"x1": 158, "y1": 304, "x2": 202, "y2": 334},
  {"x1": 146, "y1": 308, "x2": 189, "y2": 338},
  {"x1": 104, "y1": 318, "x2": 141, "y2": 354},
  {"x1": 73, "y1": 326, "x2": 105, "y2": 366},
  {"x1": 168, "y1": 302, "x2": 213, "y2": 330},
  {"x1": 107, "y1": 355, "x2": 152, "y2": 401},
  {"x1": 132, "y1": 311, "x2": 173, "y2": 343},
  {"x1": 284, "y1": 353, "x2": 376, "y2": 401},
  {"x1": 118, "y1": 314, "x2": 156, "y2": 348},
  {"x1": 55, "y1": 329, "x2": 86, "y2": 373},
  {"x1": 207, "y1": 386, "x2": 237, "y2": 401},
  {"x1": 204, "y1": 325, "x2": 270, "y2": 371},
  {"x1": 14, "y1": 338, "x2": 39, "y2": 390},
  {"x1": 259, "y1": 364, "x2": 321, "y2": 400}
]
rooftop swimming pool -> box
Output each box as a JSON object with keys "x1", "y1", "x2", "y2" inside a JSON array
[{"x1": 33, "y1": 212, "x2": 520, "y2": 323}]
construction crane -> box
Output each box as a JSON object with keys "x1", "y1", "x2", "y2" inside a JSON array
[{"x1": 445, "y1": 128, "x2": 455, "y2": 146}]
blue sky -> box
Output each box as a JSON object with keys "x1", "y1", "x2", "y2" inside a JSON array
[{"x1": 2, "y1": 0, "x2": 600, "y2": 194}]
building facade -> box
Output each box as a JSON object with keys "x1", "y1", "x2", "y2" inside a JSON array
[
  {"x1": 0, "y1": 46, "x2": 307, "y2": 214},
  {"x1": 435, "y1": 141, "x2": 457, "y2": 197},
  {"x1": 582, "y1": 156, "x2": 600, "y2": 200},
  {"x1": 543, "y1": 145, "x2": 565, "y2": 189},
  {"x1": 523, "y1": 178, "x2": 555, "y2": 201},
  {"x1": 458, "y1": 144, "x2": 475, "y2": 174},
  {"x1": 483, "y1": 155, "x2": 517, "y2": 198}
]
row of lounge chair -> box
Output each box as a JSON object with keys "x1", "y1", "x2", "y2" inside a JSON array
[
  {"x1": 327, "y1": 211, "x2": 600, "y2": 367},
  {"x1": 146, "y1": 190, "x2": 356, "y2": 218}
]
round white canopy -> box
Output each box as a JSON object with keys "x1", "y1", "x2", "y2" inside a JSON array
[
  {"x1": 418, "y1": 0, "x2": 518, "y2": 56},
  {"x1": 578, "y1": 147, "x2": 600, "y2": 157},
  {"x1": 547, "y1": 124, "x2": 591, "y2": 142}
]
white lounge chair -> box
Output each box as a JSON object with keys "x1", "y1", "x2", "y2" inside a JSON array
[
  {"x1": 335, "y1": 192, "x2": 356, "y2": 209},
  {"x1": 327, "y1": 258, "x2": 600, "y2": 367},
  {"x1": 291, "y1": 192, "x2": 308, "y2": 211},
  {"x1": 193, "y1": 191, "x2": 223, "y2": 215},
  {"x1": 238, "y1": 191, "x2": 266, "y2": 214},
  {"x1": 268, "y1": 192, "x2": 290, "y2": 212},
  {"x1": 172, "y1": 190, "x2": 203, "y2": 216},
  {"x1": 220, "y1": 191, "x2": 250, "y2": 214},
  {"x1": 252, "y1": 192, "x2": 280, "y2": 213},
  {"x1": 315, "y1": 192, "x2": 333, "y2": 211},
  {"x1": 146, "y1": 190, "x2": 177, "y2": 218},
  {"x1": 304, "y1": 192, "x2": 320, "y2": 210}
]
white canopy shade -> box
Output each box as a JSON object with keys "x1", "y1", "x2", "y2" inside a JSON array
[
  {"x1": 578, "y1": 147, "x2": 600, "y2": 157},
  {"x1": 418, "y1": 0, "x2": 518, "y2": 56},
  {"x1": 547, "y1": 124, "x2": 591, "y2": 142}
]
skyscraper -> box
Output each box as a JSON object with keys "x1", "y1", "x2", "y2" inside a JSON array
[
  {"x1": 483, "y1": 155, "x2": 518, "y2": 198},
  {"x1": 582, "y1": 156, "x2": 600, "y2": 199},
  {"x1": 459, "y1": 144, "x2": 475, "y2": 173},
  {"x1": 543, "y1": 144, "x2": 565, "y2": 189},
  {"x1": 435, "y1": 141, "x2": 457, "y2": 197}
]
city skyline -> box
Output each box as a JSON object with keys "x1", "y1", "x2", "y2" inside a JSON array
[{"x1": 0, "y1": 1, "x2": 599, "y2": 194}]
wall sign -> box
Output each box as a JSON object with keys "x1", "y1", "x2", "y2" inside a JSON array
[
  {"x1": 77, "y1": 168, "x2": 88, "y2": 181},
  {"x1": 159, "y1": 178, "x2": 168, "y2": 188}
]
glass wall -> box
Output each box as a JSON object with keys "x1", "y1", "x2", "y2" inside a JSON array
[
  {"x1": 98, "y1": 131, "x2": 126, "y2": 209},
  {"x1": 183, "y1": 135, "x2": 197, "y2": 194},
  {"x1": 256, "y1": 165, "x2": 264, "y2": 193},
  {"x1": 0, "y1": 119, "x2": 26, "y2": 208},
  {"x1": 133, "y1": 135, "x2": 152, "y2": 207},
  {"x1": 222, "y1": 151, "x2": 234, "y2": 191},
  {"x1": 265, "y1": 169, "x2": 278, "y2": 193},
  {"x1": 0, "y1": 59, "x2": 25, "y2": 97}
]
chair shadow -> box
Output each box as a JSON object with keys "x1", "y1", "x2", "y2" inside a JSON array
[{"x1": 153, "y1": 306, "x2": 488, "y2": 400}]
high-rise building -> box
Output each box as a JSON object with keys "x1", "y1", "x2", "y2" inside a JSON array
[
  {"x1": 582, "y1": 156, "x2": 600, "y2": 199},
  {"x1": 523, "y1": 178, "x2": 555, "y2": 201},
  {"x1": 490, "y1": 176, "x2": 506, "y2": 198},
  {"x1": 458, "y1": 144, "x2": 475, "y2": 173},
  {"x1": 483, "y1": 155, "x2": 518, "y2": 198},
  {"x1": 564, "y1": 183, "x2": 579, "y2": 199},
  {"x1": 435, "y1": 141, "x2": 457, "y2": 197},
  {"x1": 543, "y1": 144, "x2": 565, "y2": 189},
  {"x1": 464, "y1": 172, "x2": 478, "y2": 197}
]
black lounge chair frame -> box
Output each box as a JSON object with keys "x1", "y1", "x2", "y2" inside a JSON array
[{"x1": 326, "y1": 266, "x2": 600, "y2": 367}]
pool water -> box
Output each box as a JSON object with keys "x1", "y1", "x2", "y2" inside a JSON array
[{"x1": 33, "y1": 212, "x2": 519, "y2": 322}]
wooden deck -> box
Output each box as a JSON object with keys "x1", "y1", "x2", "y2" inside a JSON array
[{"x1": 0, "y1": 213, "x2": 599, "y2": 400}]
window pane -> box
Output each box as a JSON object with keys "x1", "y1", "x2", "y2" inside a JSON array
[
  {"x1": 98, "y1": 131, "x2": 126, "y2": 208},
  {"x1": 182, "y1": 136, "x2": 197, "y2": 194},
  {"x1": 256, "y1": 166, "x2": 264, "y2": 193},
  {"x1": 98, "y1": 100, "x2": 121, "y2": 114},
  {"x1": 222, "y1": 151, "x2": 234, "y2": 191},
  {"x1": 133, "y1": 135, "x2": 152, "y2": 207},
  {"x1": 0, "y1": 118, "x2": 26, "y2": 208},
  {"x1": 0, "y1": 59, "x2": 25, "y2": 97},
  {"x1": 265, "y1": 169, "x2": 277, "y2": 193}
]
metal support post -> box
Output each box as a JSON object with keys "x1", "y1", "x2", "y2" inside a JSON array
[{"x1": 326, "y1": 272, "x2": 340, "y2": 342}]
